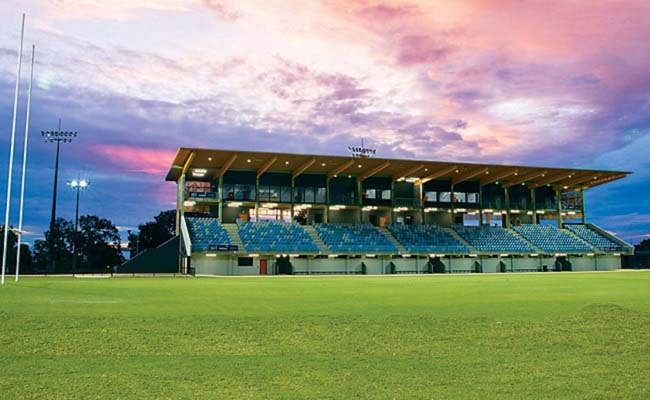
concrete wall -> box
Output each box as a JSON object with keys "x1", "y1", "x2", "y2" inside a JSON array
[{"x1": 191, "y1": 253, "x2": 622, "y2": 275}]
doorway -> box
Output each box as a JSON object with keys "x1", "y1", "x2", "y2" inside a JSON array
[{"x1": 260, "y1": 259, "x2": 268, "y2": 275}]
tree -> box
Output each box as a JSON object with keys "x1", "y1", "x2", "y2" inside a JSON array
[
  {"x1": 128, "y1": 210, "x2": 176, "y2": 257},
  {"x1": 33, "y1": 215, "x2": 124, "y2": 273},
  {"x1": 75, "y1": 215, "x2": 124, "y2": 271},
  {"x1": 636, "y1": 239, "x2": 650, "y2": 252},
  {"x1": 0, "y1": 225, "x2": 32, "y2": 273}
]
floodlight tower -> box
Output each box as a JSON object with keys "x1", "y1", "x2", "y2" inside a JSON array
[
  {"x1": 42, "y1": 121, "x2": 78, "y2": 271},
  {"x1": 67, "y1": 179, "x2": 89, "y2": 274}
]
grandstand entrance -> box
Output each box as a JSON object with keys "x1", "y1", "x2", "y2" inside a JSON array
[
  {"x1": 277, "y1": 256, "x2": 292, "y2": 275},
  {"x1": 260, "y1": 259, "x2": 268, "y2": 275}
]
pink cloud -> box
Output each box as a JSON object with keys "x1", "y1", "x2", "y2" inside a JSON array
[{"x1": 90, "y1": 144, "x2": 176, "y2": 175}]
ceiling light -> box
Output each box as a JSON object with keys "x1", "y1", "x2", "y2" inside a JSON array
[
  {"x1": 285, "y1": 161, "x2": 290, "y2": 165},
  {"x1": 247, "y1": 159, "x2": 251, "y2": 163},
  {"x1": 424, "y1": 168, "x2": 428, "y2": 172},
  {"x1": 321, "y1": 163, "x2": 326, "y2": 166},
  {"x1": 358, "y1": 164, "x2": 362, "y2": 168},
  {"x1": 208, "y1": 157, "x2": 212, "y2": 161}
]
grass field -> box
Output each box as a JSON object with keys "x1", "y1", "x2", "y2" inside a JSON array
[{"x1": 1, "y1": 272, "x2": 649, "y2": 399}]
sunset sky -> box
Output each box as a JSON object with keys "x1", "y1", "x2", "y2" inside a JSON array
[{"x1": 1, "y1": 0, "x2": 649, "y2": 244}]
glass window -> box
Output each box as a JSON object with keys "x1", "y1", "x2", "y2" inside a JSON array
[
  {"x1": 305, "y1": 187, "x2": 315, "y2": 203},
  {"x1": 281, "y1": 186, "x2": 291, "y2": 202},
  {"x1": 440, "y1": 192, "x2": 451, "y2": 202},
  {"x1": 365, "y1": 189, "x2": 377, "y2": 199},
  {"x1": 315, "y1": 187, "x2": 326, "y2": 203},
  {"x1": 424, "y1": 191, "x2": 436, "y2": 202},
  {"x1": 454, "y1": 192, "x2": 466, "y2": 202},
  {"x1": 381, "y1": 190, "x2": 391, "y2": 200},
  {"x1": 467, "y1": 193, "x2": 479, "y2": 203},
  {"x1": 269, "y1": 186, "x2": 280, "y2": 201}
]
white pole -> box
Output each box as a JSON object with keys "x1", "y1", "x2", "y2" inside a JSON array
[
  {"x1": 15, "y1": 45, "x2": 35, "y2": 283},
  {"x1": 2, "y1": 14, "x2": 25, "y2": 286}
]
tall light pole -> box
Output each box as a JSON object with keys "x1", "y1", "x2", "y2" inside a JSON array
[
  {"x1": 42, "y1": 124, "x2": 77, "y2": 272},
  {"x1": 67, "y1": 179, "x2": 88, "y2": 274}
]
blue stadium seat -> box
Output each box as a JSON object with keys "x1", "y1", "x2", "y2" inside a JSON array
[
  {"x1": 512, "y1": 224, "x2": 593, "y2": 253},
  {"x1": 564, "y1": 224, "x2": 624, "y2": 252},
  {"x1": 387, "y1": 224, "x2": 469, "y2": 253},
  {"x1": 314, "y1": 223, "x2": 397, "y2": 253},
  {"x1": 237, "y1": 220, "x2": 319, "y2": 253},
  {"x1": 186, "y1": 217, "x2": 231, "y2": 252},
  {"x1": 453, "y1": 225, "x2": 536, "y2": 253}
]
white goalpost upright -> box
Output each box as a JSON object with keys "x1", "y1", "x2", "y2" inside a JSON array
[
  {"x1": 15, "y1": 44, "x2": 35, "y2": 282},
  {"x1": 2, "y1": 13, "x2": 25, "y2": 285}
]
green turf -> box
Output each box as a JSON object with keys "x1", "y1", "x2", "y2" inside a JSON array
[{"x1": 1, "y1": 272, "x2": 649, "y2": 399}]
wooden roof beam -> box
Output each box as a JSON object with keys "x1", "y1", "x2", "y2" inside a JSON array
[
  {"x1": 328, "y1": 159, "x2": 355, "y2": 179},
  {"x1": 529, "y1": 171, "x2": 576, "y2": 189},
  {"x1": 216, "y1": 153, "x2": 237, "y2": 178},
  {"x1": 417, "y1": 165, "x2": 458, "y2": 185},
  {"x1": 393, "y1": 163, "x2": 425, "y2": 182},
  {"x1": 257, "y1": 156, "x2": 278, "y2": 178},
  {"x1": 360, "y1": 161, "x2": 391, "y2": 182},
  {"x1": 292, "y1": 157, "x2": 316, "y2": 179},
  {"x1": 502, "y1": 170, "x2": 547, "y2": 187},
  {"x1": 180, "y1": 151, "x2": 196, "y2": 176},
  {"x1": 577, "y1": 173, "x2": 628, "y2": 190},
  {"x1": 452, "y1": 167, "x2": 489, "y2": 185},
  {"x1": 480, "y1": 168, "x2": 518, "y2": 186}
]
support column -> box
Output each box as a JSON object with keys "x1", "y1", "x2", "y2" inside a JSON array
[
  {"x1": 556, "y1": 189, "x2": 563, "y2": 228},
  {"x1": 581, "y1": 189, "x2": 586, "y2": 224},
  {"x1": 175, "y1": 174, "x2": 185, "y2": 235},
  {"x1": 530, "y1": 188, "x2": 537, "y2": 224},
  {"x1": 478, "y1": 186, "x2": 483, "y2": 226},
  {"x1": 504, "y1": 186, "x2": 511, "y2": 228},
  {"x1": 450, "y1": 183, "x2": 455, "y2": 226},
  {"x1": 290, "y1": 177, "x2": 295, "y2": 223},
  {"x1": 419, "y1": 183, "x2": 425, "y2": 224},
  {"x1": 218, "y1": 175, "x2": 224, "y2": 223},
  {"x1": 255, "y1": 176, "x2": 260, "y2": 222},
  {"x1": 326, "y1": 177, "x2": 331, "y2": 223},
  {"x1": 357, "y1": 178, "x2": 363, "y2": 223},
  {"x1": 390, "y1": 180, "x2": 395, "y2": 224}
]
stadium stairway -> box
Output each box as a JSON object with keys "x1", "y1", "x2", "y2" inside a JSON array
[
  {"x1": 445, "y1": 228, "x2": 477, "y2": 253},
  {"x1": 563, "y1": 228, "x2": 598, "y2": 253},
  {"x1": 222, "y1": 223, "x2": 245, "y2": 251},
  {"x1": 586, "y1": 223, "x2": 634, "y2": 252},
  {"x1": 507, "y1": 228, "x2": 543, "y2": 253},
  {"x1": 303, "y1": 225, "x2": 330, "y2": 253},
  {"x1": 376, "y1": 227, "x2": 407, "y2": 254}
]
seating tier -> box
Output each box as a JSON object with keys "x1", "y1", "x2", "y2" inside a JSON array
[
  {"x1": 564, "y1": 224, "x2": 623, "y2": 252},
  {"x1": 453, "y1": 225, "x2": 536, "y2": 253},
  {"x1": 388, "y1": 224, "x2": 469, "y2": 253},
  {"x1": 237, "y1": 220, "x2": 319, "y2": 253},
  {"x1": 513, "y1": 224, "x2": 593, "y2": 253},
  {"x1": 314, "y1": 223, "x2": 397, "y2": 253},
  {"x1": 186, "y1": 217, "x2": 231, "y2": 252}
]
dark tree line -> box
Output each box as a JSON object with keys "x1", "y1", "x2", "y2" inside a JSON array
[
  {"x1": 0, "y1": 226, "x2": 33, "y2": 273},
  {"x1": 127, "y1": 210, "x2": 175, "y2": 258},
  {"x1": 31, "y1": 215, "x2": 124, "y2": 273}
]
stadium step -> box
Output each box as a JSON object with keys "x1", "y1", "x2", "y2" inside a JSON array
[
  {"x1": 303, "y1": 225, "x2": 330, "y2": 253},
  {"x1": 222, "y1": 223, "x2": 246, "y2": 251},
  {"x1": 506, "y1": 228, "x2": 544, "y2": 253},
  {"x1": 586, "y1": 223, "x2": 634, "y2": 253},
  {"x1": 376, "y1": 227, "x2": 407, "y2": 254},
  {"x1": 562, "y1": 227, "x2": 598, "y2": 252},
  {"x1": 444, "y1": 228, "x2": 478, "y2": 253}
]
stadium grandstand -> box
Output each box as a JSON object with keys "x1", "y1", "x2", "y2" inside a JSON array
[{"x1": 122, "y1": 147, "x2": 634, "y2": 275}]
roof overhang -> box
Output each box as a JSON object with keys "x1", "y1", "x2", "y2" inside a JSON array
[{"x1": 165, "y1": 147, "x2": 631, "y2": 190}]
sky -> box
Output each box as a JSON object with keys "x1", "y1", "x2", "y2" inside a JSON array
[{"x1": 0, "y1": 0, "x2": 649, "y2": 245}]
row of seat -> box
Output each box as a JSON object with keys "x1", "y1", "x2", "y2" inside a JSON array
[
  {"x1": 564, "y1": 224, "x2": 624, "y2": 252},
  {"x1": 314, "y1": 223, "x2": 397, "y2": 253},
  {"x1": 186, "y1": 217, "x2": 231, "y2": 251},
  {"x1": 454, "y1": 225, "x2": 536, "y2": 253},
  {"x1": 186, "y1": 218, "x2": 623, "y2": 254},
  {"x1": 388, "y1": 224, "x2": 469, "y2": 254},
  {"x1": 237, "y1": 220, "x2": 319, "y2": 253},
  {"x1": 513, "y1": 224, "x2": 593, "y2": 253}
]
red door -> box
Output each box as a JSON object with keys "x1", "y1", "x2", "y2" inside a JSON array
[{"x1": 260, "y1": 259, "x2": 268, "y2": 275}]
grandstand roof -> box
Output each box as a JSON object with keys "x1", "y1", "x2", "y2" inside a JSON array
[{"x1": 166, "y1": 147, "x2": 630, "y2": 190}]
